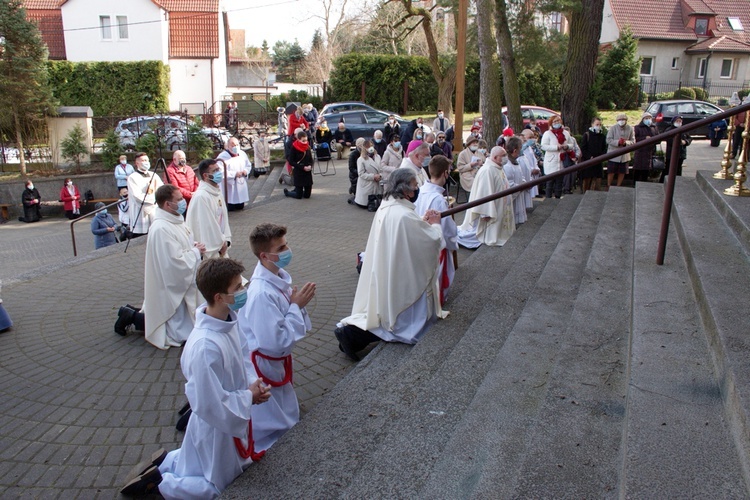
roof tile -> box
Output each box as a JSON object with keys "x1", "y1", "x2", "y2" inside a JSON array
[
  {"x1": 25, "y1": 9, "x2": 66, "y2": 60},
  {"x1": 169, "y1": 12, "x2": 219, "y2": 58},
  {"x1": 686, "y1": 35, "x2": 750, "y2": 53}
]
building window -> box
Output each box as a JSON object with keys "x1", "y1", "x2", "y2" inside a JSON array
[
  {"x1": 697, "y1": 57, "x2": 707, "y2": 78},
  {"x1": 671, "y1": 57, "x2": 679, "y2": 70},
  {"x1": 640, "y1": 57, "x2": 654, "y2": 76},
  {"x1": 695, "y1": 18, "x2": 708, "y2": 35},
  {"x1": 100, "y1": 15, "x2": 112, "y2": 40},
  {"x1": 550, "y1": 12, "x2": 562, "y2": 32},
  {"x1": 721, "y1": 59, "x2": 734, "y2": 79},
  {"x1": 728, "y1": 17, "x2": 743, "y2": 31},
  {"x1": 117, "y1": 16, "x2": 128, "y2": 39}
]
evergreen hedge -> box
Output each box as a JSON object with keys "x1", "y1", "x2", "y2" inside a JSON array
[
  {"x1": 47, "y1": 60, "x2": 170, "y2": 116},
  {"x1": 328, "y1": 54, "x2": 561, "y2": 114}
]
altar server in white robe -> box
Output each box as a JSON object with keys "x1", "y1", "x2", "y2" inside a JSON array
[
  {"x1": 186, "y1": 159, "x2": 232, "y2": 259},
  {"x1": 239, "y1": 223, "x2": 315, "y2": 452},
  {"x1": 114, "y1": 185, "x2": 206, "y2": 347},
  {"x1": 127, "y1": 152, "x2": 164, "y2": 235},
  {"x1": 335, "y1": 168, "x2": 443, "y2": 362},
  {"x1": 520, "y1": 129, "x2": 541, "y2": 202},
  {"x1": 457, "y1": 146, "x2": 516, "y2": 248},
  {"x1": 216, "y1": 137, "x2": 251, "y2": 211},
  {"x1": 398, "y1": 142, "x2": 430, "y2": 187},
  {"x1": 414, "y1": 155, "x2": 458, "y2": 305},
  {"x1": 503, "y1": 136, "x2": 528, "y2": 226},
  {"x1": 121, "y1": 258, "x2": 271, "y2": 499}
]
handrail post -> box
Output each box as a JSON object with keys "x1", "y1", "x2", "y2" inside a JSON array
[
  {"x1": 656, "y1": 133, "x2": 683, "y2": 265},
  {"x1": 69, "y1": 199, "x2": 122, "y2": 257}
]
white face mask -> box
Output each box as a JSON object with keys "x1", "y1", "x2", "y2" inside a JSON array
[
  {"x1": 479, "y1": 148, "x2": 487, "y2": 155},
  {"x1": 617, "y1": 120, "x2": 626, "y2": 127},
  {"x1": 367, "y1": 147, "x2": 375, "y2": 154},
  {"x1": 438, "y1": 113, "x2": 444, "y2": 118},
  {"x1": 469, "y1": 145, "x2": 478, "y2": 152},
  {"x1": 139, "y1": 160, "x2": 150, "y2": 171},
  {"x1": 67, "y1": 181, "x2": 73, "y2": 186}
]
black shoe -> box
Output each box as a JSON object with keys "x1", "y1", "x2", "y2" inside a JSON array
[
  {"x1": 127, "y1": 448, "x2": 167, "y2": 481},
  {"x1": 121, "y1": 465, "x2": 162, "y2": 496},
  {"x1": 176, "y1": 409, "x2": 191, "y2": 432},
  {"x1": 334, "y1": 327, "x2": 360, "y2": 362},
  {"x1": 114, "y1": 306, "x2": 135, "y2": 336},
  {"x1": 178, "y1": 401, "x2": 190, "y2": 415}
]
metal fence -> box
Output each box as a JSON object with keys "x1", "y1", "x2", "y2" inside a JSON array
[{"x1": 640, "y1": 77, "x2": 750, "y2": 103}]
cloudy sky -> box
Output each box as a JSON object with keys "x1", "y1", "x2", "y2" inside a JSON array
[{"x1": 223, "y1": 0, "x2": 367, "y2": 50}]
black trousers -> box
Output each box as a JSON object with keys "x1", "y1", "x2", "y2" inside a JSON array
[
  {"x1": 286, "y1": 186, "x2": 311, "y2": 199},
  {"x1": 338, "y1": 324, "x2": 381, "y2": 353},
  {"x1": 545, "y1": 176, "x2": 563, "y2": 198}
]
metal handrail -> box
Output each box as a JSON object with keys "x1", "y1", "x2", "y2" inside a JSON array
[
  {"x1": 69, "y1": 199, "x2": 123, "y2": 257},
  {"x1": 441, "y1": 101, "x2": 750, "y2": 265}
]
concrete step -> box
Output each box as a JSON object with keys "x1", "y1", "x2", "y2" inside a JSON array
[
  {"x1": 417, "y1": 190, "x2": 610, "y2": 498},
  {"x1": 695, "y1": 170, "x2": 750, "y2": 258},
  {"x1": 671, "y1": 176, "x2": 750, "y2": 486},
  {"x1": 618, "y1": 181, "x2": 747, "y2": 496},
  {"x1": 250, "y1": 164, "x2": 283, "y2": 206},
  {"x1": 223, "y1": 195, "x2": 586, "y2": 498}
]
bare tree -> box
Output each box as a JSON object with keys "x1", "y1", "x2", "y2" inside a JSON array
[
  {"x1": 392, "y1": 0, "x2": 456, "y2": 118},
  {"x1": 495, "y1": 0, "x2": 522, "y2": 131},
  {"x1": 476, "y1": 0, "x2": 504, "y2": 143},
  {"x1": 560, "y1": 0, "x2": 604, "y2": 134},
  {"x1": 303, "y1": 0, "x2": 359, "y2": 84}
]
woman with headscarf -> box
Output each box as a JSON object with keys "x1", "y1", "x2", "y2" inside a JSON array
[{"x1": 90, "y1": 202, "x2": 118, "y2": 249}]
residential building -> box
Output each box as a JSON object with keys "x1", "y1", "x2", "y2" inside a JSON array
[{"x1": 601, "y1": 0, "x2": 750, "y2": 97}]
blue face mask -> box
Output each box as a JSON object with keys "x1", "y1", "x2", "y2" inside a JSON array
[
  {"x1": 422, "y1": 157, "x2": 430, "y2": 167},
  {"x1": 175, "y1": 199, "x2": 187, "y2": 215},
  {"x1": 210, "y1": 170, "x2": 223, "y2": 184},
  {"x1": 393, "y1": 142, "x2": 401, "y2": 149},
  {"x1": 643, "y1": 119, "x2": 652, "y2": 126},
  {"x1": 416, "y1": 134, "x2": 423, "y2": 140},
  {"x1": 552, "y1": 123, "x2": 562, "y2": 130},
  {"x1": 374, "y1": 138, "x2": 382, "y2": 143},
  {"x1": 272, "y1": 248, "x2": 293, "y2": 268},
  {"x1": 227, "y1": 288, "x2": 247, "y2": 311}
]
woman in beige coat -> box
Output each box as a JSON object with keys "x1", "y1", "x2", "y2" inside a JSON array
[
  {"x1": 354, "y1": 140, "x2": 383, "y2": 209},
  {"x1": 456, "y1": 135, "x2": 485, "y2": 193}
]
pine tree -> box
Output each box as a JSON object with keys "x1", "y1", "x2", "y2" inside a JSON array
[
  {"x1": 0, "y1": 0, "x2": 57, "y2": 176},
  {"x1": 60, "y1": 123, "x2": 88, "y2": 172},
  {"x1": 595, "y1": 26, "x2": 641, "y2": 110}
]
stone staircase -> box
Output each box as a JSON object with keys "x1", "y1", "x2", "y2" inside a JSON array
[{"x1": 224, "y1": 173, "x2": 750, "y2": 498}]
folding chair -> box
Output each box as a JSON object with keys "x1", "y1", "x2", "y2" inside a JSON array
[{"x1": 314, "y1": 142, "x2": 336, "y2": 176}]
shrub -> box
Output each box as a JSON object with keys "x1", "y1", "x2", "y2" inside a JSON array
[
  {"x1": 187, "y1": 119, "x2": 214, "y2": 161},
  {"x1": 60, "y1": 123, "x2": 89, "y2": 171},
  {"x1": 269, "y1": 90, "x2": 323, "y2": 112},
  {"x1": 684, "y1": 86, "x2": 708, "y2": 101},
  {"x1": 738, "y1": 88, "x2": 750, "y2": 100},
  {"x1": 594, "y1": 27, "x2": 641, "y2": 110},
  {"x1": 101, "y1": 130, "x2": 124, "y2": 169},
  {"x1": 673, "y1": 87, "x2": 696, "y2": 99}
]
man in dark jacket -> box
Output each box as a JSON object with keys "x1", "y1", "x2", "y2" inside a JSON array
[
  {"x1": 333, "y1": 122, "x2": 354, "y2": 160},
  {"x1": 400, "y1": 118, "x2": 423, "y2": 145}
]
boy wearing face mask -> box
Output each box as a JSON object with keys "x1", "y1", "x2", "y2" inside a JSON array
[
  {"x1": 238, "y1": 223, "x2": 315, "y2": 452},
  {"x1": 187, "y1": 159, "x2": 232, "y2": 259},
  {"x1": 127, "y1": 152, "x2": 164, "y2": 235},
  {"x1": 433, "y1": 109, "x2": 451, "y2": 133}
]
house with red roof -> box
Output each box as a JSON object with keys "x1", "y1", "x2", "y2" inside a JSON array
[
  {"x1": 601, "y1": 0, "x2": 750, "y2": 96},
  {"x1": 23, "y1": 0, "x2": 229, "y2": 113}
]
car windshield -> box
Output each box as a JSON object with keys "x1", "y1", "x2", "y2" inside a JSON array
[{"x1": 677, "y1": 103, "x2": 694, "y2": 114}]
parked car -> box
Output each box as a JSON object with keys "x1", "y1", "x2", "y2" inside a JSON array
[
  {"x1": 321, "y1": 101, "x2": 403, "y2": 119},
  {"x1": 646, "y1": 100, "x2": 723, "y2": 137},
  {"x1": 318, "y1": 110, "x2": 411, "y2": 141},
  {"x1": 114, "y1": 116, "x2": 231, "y2": 151},
  {"x1": 501, "y1": 105, "x2": 559, "y2": 133}
]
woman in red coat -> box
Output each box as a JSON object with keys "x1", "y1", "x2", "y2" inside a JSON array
[{"x1": 60, "y1": 178, "x2": 81, "y2": 219}]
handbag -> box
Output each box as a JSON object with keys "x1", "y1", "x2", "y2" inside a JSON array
[{"x1": 651, "y1": 144, "x2": 665, "y2": 171}]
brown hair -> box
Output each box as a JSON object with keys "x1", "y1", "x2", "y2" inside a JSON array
[
  {"x1": 428, "y1": 155, "x2": 451, "y2": 178},
  {"x1": 155, "y1": 184, "x2": 179, "y2": 207},
  {"x1": 548, "y1": 115, "x2": 562, "y2": 129},
  {"x1": 134, "y1": 152, "x2": 148, "y2": 160},
  {"x1": 249, "y1": 223, "x2": 288, "y2": 257},
  {"x1": 196, "y1": 258, "x2": 246, "y2": 305}
]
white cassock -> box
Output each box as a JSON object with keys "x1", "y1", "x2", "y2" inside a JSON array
[
  {"x1": 414, "y1": 181, "x2": 458, "y2": 304},
  {"x1": 399, "y1": 157, "x2": 428, "y2": 187},
  {"x1": 522, "y1": 146, "x2": 540, "y2": 199},
  {"x1": 127, "y1": 170, "x2": 164, "y2": 234},
  {"x1": 504, "y1": 159, "x2": 528, "y2": 225},
  {"x1": 339, "y1": 197, "x2": 442, "y2": 344},
  {"x1": 158, "y1": 306, "x2": 261, "y2": 500},
  {"x1": 216, "y1": 149, "x2": 252, "y2": 205},
  {"x1": 239, "y1": 262, "x2": 311, "y2": 452},
  {"x1": 457, "y1": 158, "x2": 516, "y2": 248},
  {"x1": 518, "y1": 153, "x2": 536, "y2": 208},
  {"x1": 142, "y1": 208, "x2": 202, "y2": 350},
  {"x1": 186, "y1": 181, "x2": 231, "y2": 259}
]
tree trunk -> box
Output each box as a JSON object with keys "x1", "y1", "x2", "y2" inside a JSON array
[
  {"x1": 476, "y1": 0, "x2": 504, "y2": 145},
  {"x1": 561, "y1": 0, "x2": 605, "y2": 134},
  {"x1": 13, "y1": 106, "x2": 27, "y2": 177},
  {"x1": 437, "y1": 70, "x2": 457, "y2": 120},
  {"x1": 495, "y1": 0, "x2": 522, "y2": 132}
]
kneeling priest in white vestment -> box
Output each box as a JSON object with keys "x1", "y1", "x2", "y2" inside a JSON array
[{"x1": 335, "y1": 168, "x2": 443, "y2": 361}]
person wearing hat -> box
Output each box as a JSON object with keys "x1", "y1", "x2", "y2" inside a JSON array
[
  {"x1": 605, "y1": 113, "x2": 635, "y2": 188},
  {"x1": 456, "y1": 135, "x2": 485, "y2": 192},
  {"x1": 662, "y1": 115, "x2": 692, "y2": 183},
  {"x1": 90, "y1": 202, "x2": 118, "y2": 249},
  {"x1": 633, "y1": 112, "x2": 658, "y2": 184}
]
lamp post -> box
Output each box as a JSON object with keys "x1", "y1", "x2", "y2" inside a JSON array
[
  {"x1": 725, "y1": 94, "x2": 750, "y2": 197},
  {"x1": 715, "y1": 91, "x2": 741, "y2": 179}
]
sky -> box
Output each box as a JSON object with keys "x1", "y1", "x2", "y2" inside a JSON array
[{"x1": 223, "y1": 0, "x2": 368, "y2": 50}]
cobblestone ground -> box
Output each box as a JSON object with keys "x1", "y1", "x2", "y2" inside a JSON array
[
  {"x1": 0, "y1": 140, "x2": 721, "y2": 497},
  {"x1": 0, "y1": 159, "x2": 450, "y2": 498}
]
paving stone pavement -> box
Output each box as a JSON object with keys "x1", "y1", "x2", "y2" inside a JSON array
[
  {"x1": 0, "y1": 140, "x2": 722, "y2": 498},
  {"x1": 0, "y1": 160, "x2": 476, "y2": 499}
]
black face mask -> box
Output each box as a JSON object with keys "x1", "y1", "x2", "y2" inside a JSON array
[{"x1": 409, "y1": 187, "x2": 420, "y2": 203}]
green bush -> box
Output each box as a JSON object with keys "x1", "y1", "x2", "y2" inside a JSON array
[
  {"x1": 60, "y1": 123, "x2": 89, "y2": 171},
  {"x1": 187, "y1": 119, "x2": 214, "y2": 161},
  {"x1": 673, "y1": 87, "x2": 696, "y2": 99},
  {"x1": 101, "y1": 130, "x2": 124, "y2": 169},
  {"x1": 738, "y1": 88, "x2": 750, "y2": 100},
  {"x1": 594, "y1": 27, "x2": 641, "y2": 110},
  {"x1": 47, "y1": 61, "x2": 170, "y2": 116},
  {"x1": 652, "y1": 91, "x2": 674, "y2": 101},
  {"x1": 269, "y1": 90, "x2": 324, "y2": 112},
  {"x1": 684, "y1": 86, "x2": 708, "y2": 101}
]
